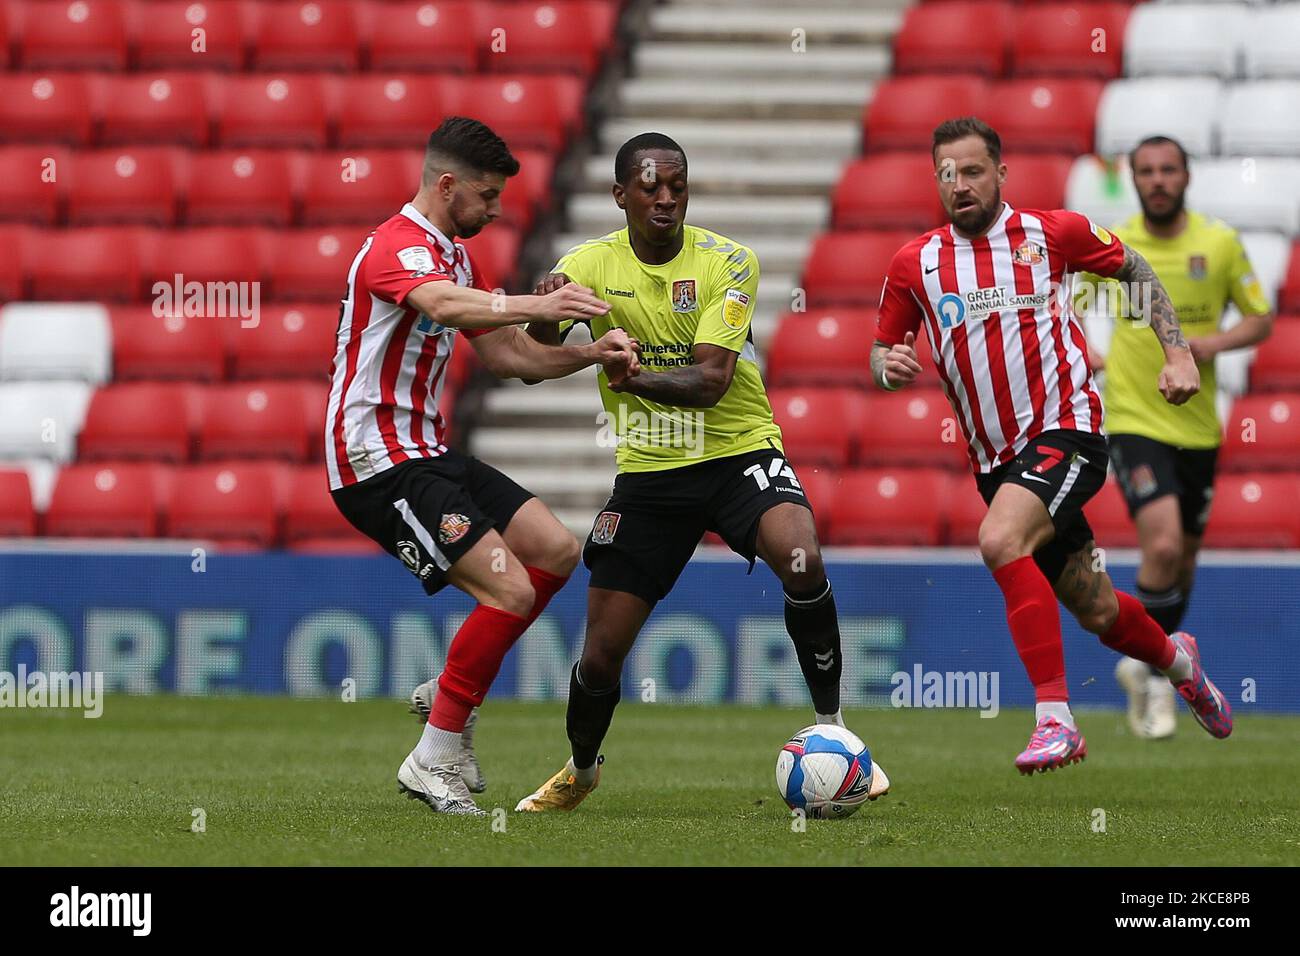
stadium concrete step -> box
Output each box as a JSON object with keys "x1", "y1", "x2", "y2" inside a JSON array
[
  {"x1": 631, "y1": 42, "x2": 889, "y2": 81},
  {"x1": 567, "y1": 194, "x2": 827, "y2": 237},
  {"x1": 616, "y1": 78, "x2": 873, "y2": 121},
  {"x1": 597, "y1": 118, "x2": 861, "y2": 163},
  {"x1": 580, "y1": 154, "x2": 843, "y2": 196},
  {"x1": 646, "y1": 6, "x2": 903, "y2": 44},
  {"x1": 470, "y1": 427, "x2": 613, "y2": 465}
]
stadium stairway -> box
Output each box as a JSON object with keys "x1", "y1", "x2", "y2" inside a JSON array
[{"x1": 471, "y1": 0, "x2": 908, "y2": 535}]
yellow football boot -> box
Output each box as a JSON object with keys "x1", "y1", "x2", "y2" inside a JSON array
[{"x1": 514, "y1": 756, "x2": 602, "y2": 812}]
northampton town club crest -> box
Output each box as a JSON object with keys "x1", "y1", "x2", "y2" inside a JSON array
[
  {"x1": 591, "y1": 511, "x2": 621, "y2": 545},
  {"x1": 670, "y1": 279, "x2": 697, "y2": 313}
]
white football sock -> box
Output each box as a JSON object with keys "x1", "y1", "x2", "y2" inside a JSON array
[
  {"x1": 414, "y1": 722, "x2": 462, "y2": 767},
  {"x1": 1160, "y1": 647, "x2": 1193, "y2": 683},
  {"x1": 570, "y1": 757, "x2": 597, "y2": 787},
  {"x1": 1035, "y1": 701, "x2": 1075, "y2": 728},
  {"x1": 815, "y1": 709, "x2": 846, "y2": 728}
]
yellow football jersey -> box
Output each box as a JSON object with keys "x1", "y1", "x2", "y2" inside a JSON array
[
  {"x1": 552, "y1": 225, "x2": 782, "y2": 472},
  {"x1": 1079, "y1": 211, "x2": 1271, "y2": 449}
]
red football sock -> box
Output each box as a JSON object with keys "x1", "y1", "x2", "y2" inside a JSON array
[
  {"x1": 1099, "y1": 590, "x2": 1177, "y2": 669},
  {"x1": 430, "y1": 604, "x2": 530, "y2": 733},
  {"x1": 523, "y1": 565, "x2": 568, "y2": 626},
  {"x1": 991, "y1": 555, "x2": 1068, "y2": 702}
]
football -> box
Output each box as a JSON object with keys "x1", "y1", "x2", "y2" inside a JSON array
[{"x1": 776, "y1": 724, "x2": 877, "y2": 819}]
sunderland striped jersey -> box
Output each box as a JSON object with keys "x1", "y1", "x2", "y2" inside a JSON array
[
  {"x1": 876, "y1": 203, "x2": 1126, "y2": 474},
  {"x1": 325, "y1": 203, "x2": 490, "y2": 490}
]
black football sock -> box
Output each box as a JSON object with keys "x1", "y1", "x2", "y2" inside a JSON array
[
  {"x1": 1136, "y1": 582, "x2": 1188, "y2": 675},
  {"x1": 784, "y1": 579, "x2": 842, "y2": 716},
  {"x1": 566, "y1": 662, "x2": 621, "y2": 771}
]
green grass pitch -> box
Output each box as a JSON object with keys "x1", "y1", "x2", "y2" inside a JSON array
[{"x1": 2, "y1": 696, "x2": 1296, "y2": 866}]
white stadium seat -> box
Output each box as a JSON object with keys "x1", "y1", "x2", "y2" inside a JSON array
[
  {"x1": 1065, "y1": 155, "x2": 1141, "y2": 226},
  {"x1": 1124, "y1": 5, "x2": 1248, "y2": 79},
  {"x1": 1238, "y1": 231, "x2": 1291, "y2": 308},
  {"x1": 1219, "y1": 81, "x2": 1300, "y2": 156},
  {"x1": 1186, "y1": 157, "x2": 1300, "y2": 235},
  {"x1": 0, "y1": 303, "x2": 112, "y2": 384},
  {"x1": 1243, "y1": 5, "x2": 1300, "y2": 79},
  {"x1": 0, "y1": 382, "x2": 94, "y2": 463},
  {"x1": 1095, "y1": 78, "x2": 1223, "y2": 157}
]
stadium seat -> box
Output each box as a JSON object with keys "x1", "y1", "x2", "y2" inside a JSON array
[
  {"x1": 1220, "y1": 82, "x2": 1300, "y2": 158},
  {"x1": 483, "y1": 1, "x2": 618, "y2": 78},
  {"x1": 865, "y1": 77, "x2": 990, "y2": 152},
  {"x1": 132, "y1": 0, "x2": 247, "y2": 71},
  {"x1": 18, "y1": 0, "x2": 128, "y2": 71},
  {"x1": 0, "y1": 469, "x2": 36, "y2": 536},
  {"x1": 65, "y1": 147, "x2": 183, "y2": 226},
  {"x1": 26, "y1": 226, "x2": 141, "y2": 300},
  {"x1": 498, "y1": 148, "x2": 554, "y2": 232},
  {"x1": 1243, "y1": 5, "x2": 1300, "y2": 80},
  {"x1": 0, "y1": 303, "x2": 111, "y2": 383},
  {"x1": 78, "y1": 382, "x2": 197, "y2": 462},
  {"x1": 1095, "y1": 78, "x2": 1222, "y2": 157},
  {"x1": 0, "y1": 381, "x2": 93, "y2": 462},
  {"x1": 801, "y1": 231, "x2": 913, "y2": 308},
  {"x1": 460, "y1": 75, "x2": 585, "y2": 153},
  {"x1": 460, "y1": 225, "x2": 520, "y2": 291},
  {"x1": 1123, "y1": 3, "x2": 1247, "y2": 79},
  {"x1": 1081, "y1": 476, "x2": 1138, "y2": 548},
  {"x1": 831, "y1": 154, "x2": 944, "y2": 232},
  {"x1": 98, "y1": 73, "x2": 211, "y2": 147},
  {"x1": 139, "y1": 226, "x2": 264, "y2": 303},
  {"x1": 0, "y1": 3, "x2": 9, "y2": 70},
  {"x1": 44, "y1": 462, "x2": 164, "y2": 538},
  {"x1": 857, "y1": 388, "x2": 969, "y2": 470},
  {"x1": 0, "y1": 73, "x2": 94, "y2": 146},
  {"x1": 0, "y1": 145, "x2": 67, "y2": 225},
  {"x1": 230, "y1": 302, "x2": 339, "y2": 380},
  {"x1": 298, "y1": 379, "x2": 330, "y2": 459},
  {"x1": 985, "y1": 79, "x2": 1102, "y2": 154},
  {"x1": 300, "y1": 150, "x2": 420, "y2": 225},
  {"x1": 892, "y1": 2, "x2": 1012, "y2": 78},
  {"x1": 945, "y1": 475, "x2": 989, "y2": 547},
  {"x1": 282, "y1": 464, "x2": 377, "y2": 551},
  {"x1": 110, "y1": 306, "x2": 228, "y2": 381},
  {"x1": 766, "y1": 308, "x2": 878, "y2": 389},
  {"x1": 214, "y1": 74, "x2": 328, "y2": 148},
  {"x1": 0, "y1": 225, "x2": 27, "y2": 301},
  {"x1": 197, "y1": 381, "x2": 316, "y2": 461},
  {"x1": 827, "y1": 468, "x2": 950, "y2": 546},
  {"x1": 365, "y1": 0, "x2": 478, "y2": 72},
  {"x1": 264, "y1": 226, "x2": 370, "y2": 300},
  {"x1": 185, "y1": 150, "x2": 294, "y2": 227},
  {"x1": 250, "y1": 1, "x2": 360, "y2": 71},
  {"x1": 1249, "y1": 320, "x2": 1300, "y2": 393},
  {"x1": 1064, "y1": 154, "x2": 1139, "y2": 227},
  {"x1": 1185, "y1": 157, "x2": 1300, "y2": 237},
  {"x1": 334, "y1": 74, "x2": 451, "y2": 149},
  {"x1": 1201, "y1": 474, "x2": 1300, "y2": 549},
  {"x1": 1280, "y1": 244, "x2": 1300, "y2": 314},
  {"x1": 1220, "y1": 393, "x2": 1300, "y2": 471},
  {"x1": 792, "y1": 465, "x2": 837, "y2": 542},
  {"x1": 1010, "y1": 3, "x2": 1131, "y2": 79},
  {"x1": 768, "y1": 387, "x2": 869, "y2": 469},
  {"x1": 1000, "y1": 153, "x2": 1073, "y2": 211},
  {"x1": 166, "y1": 461, "x2": 287, "y2": 548}
]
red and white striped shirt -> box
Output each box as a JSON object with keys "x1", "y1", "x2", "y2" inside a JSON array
[
  {"x1": 326, "y1": 203, "x2": 490, "y2": 490},
  {"x1": 876, "y1": 203, "x2": 1126, "y2": 474}
]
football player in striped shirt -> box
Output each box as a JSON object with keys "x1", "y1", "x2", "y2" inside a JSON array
[{"x1": 871, "y1": 118, "x2": 1233, "y2": 774}]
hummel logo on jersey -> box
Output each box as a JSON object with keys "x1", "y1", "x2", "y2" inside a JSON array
[{"x1": 604, "y1": 287, "x2": 635, "y2": 298}]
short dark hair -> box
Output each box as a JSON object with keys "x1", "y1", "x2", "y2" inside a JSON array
[
  {"x1": 1128, "y1": 135, "x2": 1188, "y2": 171},
  {"x1": 424, "y1": 116, "x2": 520, "y2": 180},
  {"x1": 614, "y1": 132, "x2": 687, "y2": 185},
  {"x1": 931, "y1": 117, "x2": 1002, "y2": 165}
]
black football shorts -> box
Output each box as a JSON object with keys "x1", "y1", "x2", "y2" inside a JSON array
[{"x1": 1108, "y1": 432, "x2": 1218, "y2": 537}]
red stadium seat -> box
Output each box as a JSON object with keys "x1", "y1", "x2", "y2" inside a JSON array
[
  {"x1": 865, "y1": 77, "x2": 991, "y2": 153},
  {"x1": 98, "y1": 73, "x2": 211, "y2": 147},
  {"x1": 1202, "y1": 474, "x2": 1300, "y2": 549},
  {"x1": 1279, "y1": 242, "x2": 1300, "y2": 314},
  {"x1": 0, "y1": 225, "x2": 25, "y2": 300},
  {"x1": 264, "y1": 226, "x2": 370, "y2": 300},
  {"x1": 334, "y1": 74, "x2": 451, "y2": 149},
  {"x1": 0, "y1": 73, "x2": 94, "y2": 146},
  {"x1": 769, "y1": 387, "x2": 869, "y2": 469},
  {"x1": 858, "y1": 388, "x2": 969, "y2": 470},
  {"x1": 793, "y1": 464, "x2": 837, "y2": 541},
  {"x1": 832, "y1": 153, "x2": 944, "y2": 232},
  {"x1": 945, "y1": 474, "x2": 989, "y2": 546},
  {"x1": 78, "y1": 382, "x2": 198, "y2": 462},
  {"x1": 185, "y1": 150, "x2": 294, "y2": 226},
  {"x1": 1081, "y1": 476, "x2": 1137, "y2": 547},
  {"x1": 893, "y1": 2, "x2": 1012, "y2": 78},
  {"x1": 45, "y1": 462, "x2": 163, "y2": 537},
  {"x1": 299, "y1": 149, "x2": 420, "y2": 224},
  {"x1": 501, "y1": 147, "x2": 555, "y2": 231},
  {"x1": 0, "y1": 145, "x2": 68, "y2": 225},
  {"x1": 132, "y1": 0, "x2": 247, "y2": 71},
  {"x1": 1000, "y1": 153, "x2": 1073, "y2": 211},
  {"x1": 197, "y1": 381, "x2": 315, "y2": 461},
  {"x1": 66, "y1": 147, "x2": 183, "y2": 226},
  {"x1": 110, "y1": 306, "x2": 228, "y2": 380},
  {"x1": 985, "y1": 79, "x2": 1102, "y2": 154},
  {"x1": 459, "y1": 75, "x2": 584, "y2": 153},
  {"x1": 282, "y1": 464, "x2": 377, "y2": 550},
  {"x1": 460, "y1": 225, "x2": 520, "y2": 291},
  {"x1": 166, "y1": 461, "x2": 287, "y2": 548},
  {"x1": 1219, "y1": 394, "x2": 1300, "y2": 471},
  {"x1": 766, "y1": 308, "x2": 877, "y2": 389},
  {"x1": 365, "y1": 0, "x2": 478, "y2": 72},
  {"x1": 0, "y1": 469, "x2": 36, "y2": 536},
  {"x1": 18, "y1": 0, "x2": 128, "y2": 71},
  {"x1": 828, "y1": 468, "x2": 951, "y2": 546},
  {"x1": 298, "y1": 379, "x2": 330, "y2": 459},
  {"x1": 483, "y1": 1, "x2": 618, "y2": 78},
  {"x1": 139, "y1": 226, "x2": 264, "y2": 301},
  {"x1": 230, "y1": 302, "x2": 339, "y2": 380},
  {"x1": 250, "y1": 1, "x2": 360, "y2": 71},
  {"x1": 1011, "y1": 3, "x2": 1132, "y2": 79},
  {"x1": 1250, "y1": 319, "x2": 1300, "y2": 392},
  {"x1": 0, "y1": 3, "x2": 9, "y2": 70},
  {"x1": 214, "y1": 74, "x2": 327, "y2": 148},
  {"x1": 26, "y1": 226, "x2": 141, "y2": 300},
  {"x1": 801, "y1": 231, "x2": 913, "y2": 308}
]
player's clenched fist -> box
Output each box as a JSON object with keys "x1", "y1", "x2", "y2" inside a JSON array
[
  {"x1": 534, "y1": 282, "x2": 611, "y2": 323},
  {"x1": 533, "y1": 272, "x2": 572, "y2": 297},
  {"x1": 882, "y1": 331, "x2": 924, "y2": 389},
  {"x1": 595, "y1": 328, "x2": 641, "y2": 388},
  {"x1": 1158, "y1": 352, "x2": 1200, "y2": 406}
]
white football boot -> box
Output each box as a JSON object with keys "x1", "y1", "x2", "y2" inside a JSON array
[
  {"x1": 397, "y1": 753, "x2": 485, "y2": 816},
  {"x1": 409, "y1": 681, "x2": 485, "y2": 793},
  {"x1": 867, "y1": 761, "x2": 891, "y2": 800},
  {"x1": 1143, "y1": 674, "x2": 1178, "y2": 739},
  {"x1": 1115, "y1": 656, "x2": 1152, "y2": 737}
]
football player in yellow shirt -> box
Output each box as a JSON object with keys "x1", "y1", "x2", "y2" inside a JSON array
[
  {"x1": 1081, "y1": 136, "x2": 1273, "y2": 739},
  {"x1": 515, "y1": 132, "x2": 888, "y2": 811}
]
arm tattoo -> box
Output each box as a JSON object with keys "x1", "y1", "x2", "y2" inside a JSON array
[
  {"x1": 619, "y1": 363, "x2": 727, "y2": 408},
  {"x1": 1113, "y1": 245, "x2": 1188, "y2": 352},
  {"x1": 870, "y1": 341, "x2": 891, "y2": 390}
]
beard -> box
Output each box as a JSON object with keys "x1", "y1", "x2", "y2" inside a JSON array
[
  {"x1": 1140, "y1": 189, "x2": 1185, "y2": 226},
  {"x1": 949, "y1": 187, "x2": 1002, "y2": 236}
]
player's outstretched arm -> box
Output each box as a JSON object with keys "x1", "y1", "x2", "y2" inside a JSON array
[
  {"x1": 405, "y1": 279, "x2": 610, "y2": 331},
  {"x1": 1112, "y1": 245, "x2": 1199, "y2": 405},
  {"x1": 470, "y1": 325, "x2": 640, "y2": 383},
  {"x1": 524, "y1": 273, "x2": 574, "y2": 347},
  {"x1": 607, "y1": 342, "x2": 737, "y2": 408},
  {"x1": 870, "y1": 332, "x2": 923, "y2": 391}
]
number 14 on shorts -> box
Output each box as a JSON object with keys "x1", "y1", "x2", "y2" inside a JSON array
[{"x1": 744, "y1": 456, "x2": 803, "y2": 493}]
